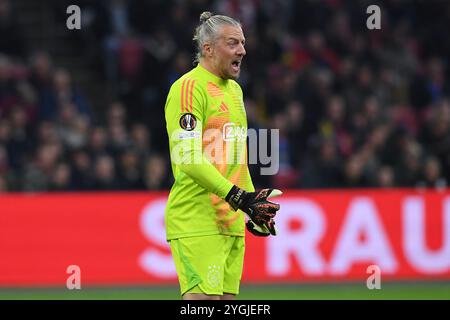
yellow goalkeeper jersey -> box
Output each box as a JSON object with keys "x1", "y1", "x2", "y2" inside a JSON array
[{"x1": 164, "y1": 63, "x2": 254, "y2": 240}]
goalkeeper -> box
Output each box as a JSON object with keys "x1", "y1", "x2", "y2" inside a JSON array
[{"x1": 164, "y1": 11, "x2": 282, "y2": 300}]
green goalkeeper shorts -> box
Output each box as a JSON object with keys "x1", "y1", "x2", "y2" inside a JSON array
[{"x1": 169, "y1": 234, "x2": 245, "y2": 296}]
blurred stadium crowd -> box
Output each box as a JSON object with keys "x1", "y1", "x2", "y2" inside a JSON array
[{"x1": 0, "y1": 0, "x2": 449, "y2": 192}]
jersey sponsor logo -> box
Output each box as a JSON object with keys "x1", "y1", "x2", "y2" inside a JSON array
[
  {"x1": 179, "y1": 113, "x2": 197, "y2": 131},
  {"x1": 223, "y1": 122, "x2": 247, "y2": 142},
  {"x1": 181, "y1": 78, "x2": 196, "y2": 113}
]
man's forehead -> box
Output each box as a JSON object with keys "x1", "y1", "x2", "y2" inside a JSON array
[{"x1": 219, "y1": 25, "x2": 245, "y2": 40}]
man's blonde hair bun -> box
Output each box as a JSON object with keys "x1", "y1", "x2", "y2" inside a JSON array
[{"x1": 200, "y1": 11, "x2": 213, "y2": 23}]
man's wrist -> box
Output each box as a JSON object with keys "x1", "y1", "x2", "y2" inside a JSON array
[{"x1": 225, "y1": 185, "x2": 246, "y2": 211}]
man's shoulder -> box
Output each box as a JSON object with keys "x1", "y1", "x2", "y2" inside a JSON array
[
  {"x1": 170, "y1": 68, "x2": 205, "y2": 90},
  {"x1": 228, "y1": 80, "x2": 243, "y2": 96},
  {"x1": 229, "y1": 80, "x2": 242, "y2": 89}
]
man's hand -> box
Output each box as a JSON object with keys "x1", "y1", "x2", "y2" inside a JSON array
[
  {"x1": 246, "y1": 219, "x2": 277, "y2": 237},
  {"x1": 226, "y1": 186, "x2": 282, "y2": 236}
]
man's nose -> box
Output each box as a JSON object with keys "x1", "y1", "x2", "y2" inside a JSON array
[{"x1": 237, "y1": 44, "x2": 246, "y2": 56}]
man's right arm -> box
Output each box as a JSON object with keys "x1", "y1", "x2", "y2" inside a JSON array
[
  {"x1": 165, "y1": 78, "x2": 233, "y2": 199},
  {"x1": 165, "y1": 78, "x2": 281, "y2": 235}
]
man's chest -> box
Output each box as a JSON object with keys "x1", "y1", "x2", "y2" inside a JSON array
[
  {"x1": 204, "y1": 82, "x2": 246, "y2": 123},
  {"x1": 201, "y1": 82, "x2": 247, "y2": 144}
]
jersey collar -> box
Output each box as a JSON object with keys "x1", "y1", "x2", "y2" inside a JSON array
[{"x1": 196, "y1": 63, "x2": 229, "y2": 87}]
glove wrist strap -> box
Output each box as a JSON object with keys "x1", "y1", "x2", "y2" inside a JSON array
[{"x1": 225, "y1": 185, "x2": 246, "y2": 211}]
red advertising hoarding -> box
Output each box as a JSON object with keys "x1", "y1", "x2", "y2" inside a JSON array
[{"x1": 0, "y1": 189, "x2": 449, "y2": 286}]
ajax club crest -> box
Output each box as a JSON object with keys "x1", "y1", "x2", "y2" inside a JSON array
[{"x1": 207, "y1": 265, "x2": 221, "y2": 289}]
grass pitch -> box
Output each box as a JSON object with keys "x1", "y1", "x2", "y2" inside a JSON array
[{"x1": 0, "y1": 282, "x2": 449, "y2": 300}]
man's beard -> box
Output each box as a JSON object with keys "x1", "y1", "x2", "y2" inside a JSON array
[{"x1": 222, "y1": 68, "x2": 239, "y2": 80}]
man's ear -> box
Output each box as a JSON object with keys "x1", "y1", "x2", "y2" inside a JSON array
[{"x1": 203, "y1": 42, "x2": 214, "y2": 58}]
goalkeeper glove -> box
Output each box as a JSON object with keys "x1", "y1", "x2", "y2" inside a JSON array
[
  {"x1": 225, "y1": 186, "x2": 282, "y2": 236},
  {"x1": 246, "y1": 219, "x2": 277, "y2": 237}
]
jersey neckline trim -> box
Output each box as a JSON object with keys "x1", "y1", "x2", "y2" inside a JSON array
[{"x1": 196, "y1": 63, "x2": 230, "y2": 87}]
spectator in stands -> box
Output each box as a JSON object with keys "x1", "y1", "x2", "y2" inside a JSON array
[
  {"x1": 419, "y1": 98, "x2": 450, "y2": 180},
  {"x1": 22, "y1": 141, "x2": 62, "y2": 191},
  {"x1": 49, "y1": 162, "x2": 72, "y2": 191},
  {"x1": 301, "y1": 137, "x2": 342, "y2": 189},
  {"x1": 55, "y1": 102, "x2": 89, "y2": 150},
  {"x1": 117, "y1": 147, "x2": 144, "y2": 190},
  {"x1": 130, "y1": 123, "x2": 151, "y2": 161},
  {"x1": 0, "y1": 173, "x2": 7, "y2": 192},
  {"x1": 88, "y1": 125, "x2": 109, "y2": 160},
  {"x1": 39, "y1": 68, "x2": 92, "y2": 121},
  {"x1": 29, "y1": 51, "x2": 53, "y2": 92},
  {"x1": 1, "y1": 1, "x2": 450, "y2": 192},
  {"x1": 143, "y1": 153, "x2": 171, "y2": 190},
  {"x1": 0, "y1": 145, "x2": 9, "y2": 185},
  {"x1": 6, "y1": 104, "x2": 32, "y2": 171},
  {"x1": 0, "y1": 55, "x2": 18, "y2": 118},
  {"x1": 70, "y1": 148, "x2": 94, "y2": 190},
  {"x1": 395, "y1": 138, "x2": 423, "y2": 187},
  {"x1": 376, "y1": 165, "x2": 396, "y2": 188},
  {"x1": 0, "y1": 0, "x2": 26, "y2": 59},
  {"x1": 342, "y1": 155, "x2": 369, "y2": 188},
  {"x1": 417, "y1": 156, "x2": 447, "y2": 189},
  {"x1": 92, "y1": 154, "x2": 119, "y2": 190}
]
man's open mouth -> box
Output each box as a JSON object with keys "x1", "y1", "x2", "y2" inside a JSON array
[{"x1": 231, "y1": 60, "x2": 241, "y2": 71}]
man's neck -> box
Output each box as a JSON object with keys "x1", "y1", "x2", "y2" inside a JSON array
[{"x1": 199, "y1": 60, "x2": 222, "y2": 79}]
